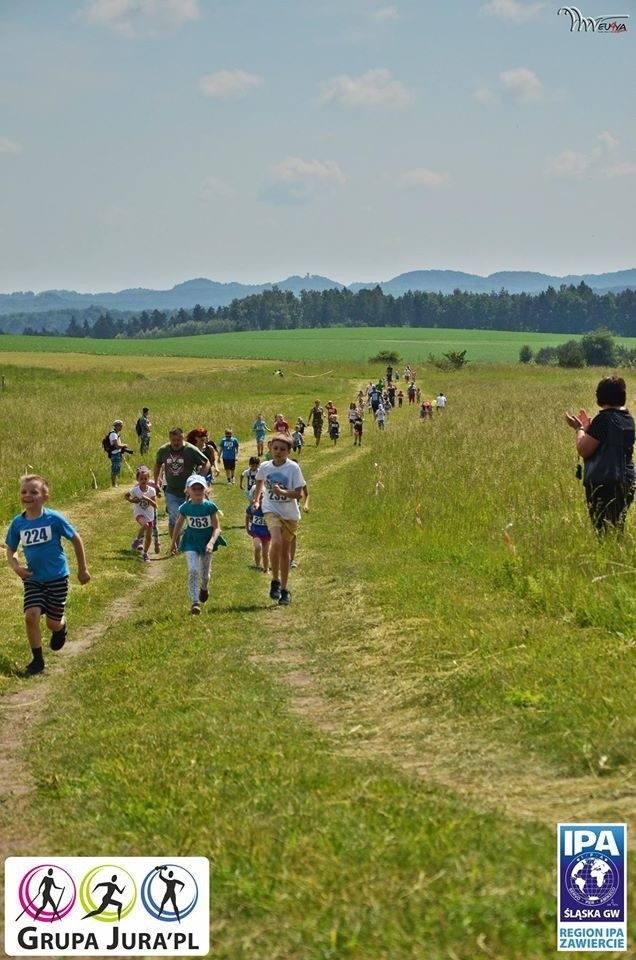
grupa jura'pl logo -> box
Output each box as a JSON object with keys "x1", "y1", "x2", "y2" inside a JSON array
[
  {"x1": 557, "y1": 6, "x2": 629, "y2": 31},
  {"x1": 16, "y1": 865, "x2": 76, "y2": 923},
  {"x1": 79, "y1": 865, "x2": 137, "y2": 922},
  {"x1": 141, "y1": 864, "x2": 199, "y2": 922},
  {"x1": 566, "y1": 853, "x2": 620, "y2": 906}
]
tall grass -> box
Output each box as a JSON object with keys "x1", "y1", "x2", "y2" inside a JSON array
[{"x1": 0, "y1": 353, "x2": 634, "y2": 958}]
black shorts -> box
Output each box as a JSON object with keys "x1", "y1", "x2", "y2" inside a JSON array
[{"x1": 23, "y1": 576, "x2": 69, "y2": 619}]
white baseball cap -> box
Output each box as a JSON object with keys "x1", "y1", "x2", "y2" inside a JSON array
[{"x1": 185, "y1": 475, "x2": 208, "y2": 490}]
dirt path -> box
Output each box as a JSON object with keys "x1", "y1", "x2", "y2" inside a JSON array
[{"x1": 0, "y1": 488, "x2": 170, "y2": 857}]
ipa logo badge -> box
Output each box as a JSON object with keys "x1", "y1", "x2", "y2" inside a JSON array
[{"x1": 557, "y1": 824, "x2": 627, "y2": 952}]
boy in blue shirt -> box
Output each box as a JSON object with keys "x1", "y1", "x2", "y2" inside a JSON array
[
  {"x1": 219, "y1": 429, "x2": 240, "y2": 484},
  {"x1": 5, "y1": 474, "x2": 90, "y2": 675}
]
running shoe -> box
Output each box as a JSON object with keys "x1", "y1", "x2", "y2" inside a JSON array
[
  {"x1": 50, "y1": 625, "x2": 67, "y2": 650},
  {"x1": 290, "y1": 560, "x2": 298, "y2": 569},
  {"x1": 131, "y1": 537, "x2": 143, "y2": 550},
  {"x1": 278, "y1": 589, "x2": 291, "y2": 606},
  {"x1": 269, "y1": 579, "x2": 281, "y2": 600},
  {"x1": 191, "y1": 603, "x2": 201, "y2": 615},
  {"x1": 199, "y1": 588, "x2": 209, "y2": 603},
  {"x1": 142, "y1": 552, "x2": 150, "y2": 562},
  {"x1": 25, "y1": 657, "x2": 45, "y2": 675}
]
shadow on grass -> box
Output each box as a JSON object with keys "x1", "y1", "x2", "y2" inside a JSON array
[{"x1": 215, "y1": 603, "x2": 271, "y2": 613}]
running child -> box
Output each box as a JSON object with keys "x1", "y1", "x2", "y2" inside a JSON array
[
  {"x1": 240, "y1": 456, "x2": 260, "y2": 498},
  {"x1": 291, "y1": 426, "x2": 304, "y2": 455},
  {"x1": 329, "y1": 415, "x2": 340, "y2": 445},
  {"x1": 252, "y1": 434, "x2": 305, "y2": 606},
  {"x1": 219, "y1": 429, "x2": 240, "y2": 484},
  {"x1": 125, "y1": 465, "x2": 158, "y2": 561},
  {"x1": 245, "y1": 499, "x2": 271, "y2": 572},
  {"x1": 170, "y1": 476, "x2": 222, "y2": 615},
  {"x1": 4, "y1": 474, "x2": 90, "y2": 675},
  {"x1": 353, "y1": 414, "x2": 363, "y2": 446},
  {"x1": 252, "y1": 414, "x2": 268, "y2": 458}
]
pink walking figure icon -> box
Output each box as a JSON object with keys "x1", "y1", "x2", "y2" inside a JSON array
[
  {"x1": 16, "y1": 868, "x2": 65, "y2": 922},
  {"x1": 155, "y1": 865, "x2": 185, "y2": 921},
  {"x1": 82, "y1": 875, "x2": 125, "y2": 921}
]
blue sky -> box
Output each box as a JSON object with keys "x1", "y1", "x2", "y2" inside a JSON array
[{"x1": 0, "y1": 0, "x2": 634, "y2": 292}]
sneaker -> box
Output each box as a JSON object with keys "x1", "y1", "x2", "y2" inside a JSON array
[
  {"x1": 142, "y1": 552, "x2": 150, "y2": 562},
  {"x1": 269, "y1": 579, "x2": 281, "y2": 600},
  {"x1": 25, "y1": 657, "x2": 45, "y2": 675},
  {"x1": 50, "y1": 625, "x2": 67, "y2": 651},
  {"x1": 290, "y1": 560, "x2": 298, "y2": 569},
  {"x1": 199, "y1": 588, "x2": 209, "y2": 604},
  {"x1": 191, "y1": 603, "x2": 201, "y2": 615},
  {"x1": 278, "y1": 588, "x2": 291, "y2": 606},
  {"x1": 131, "y1": 537, "x2": 143, "y2": 551}
]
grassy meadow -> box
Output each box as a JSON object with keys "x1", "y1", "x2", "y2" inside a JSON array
[
  {"x1": 0, "y1": 344, "x2": 635, "y2": 959},
  {"x1": 2, "y1": 324, "x2": 636, "y2": 363}
]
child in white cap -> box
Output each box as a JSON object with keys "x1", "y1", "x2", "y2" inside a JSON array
[{"x1": 170, "y1": 475, "x2": 223, "y2": 614}]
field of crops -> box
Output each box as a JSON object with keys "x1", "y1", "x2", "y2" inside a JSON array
[
  {"x1": 3, "y1": 325, "x2": 636, "y2": 363},
  {"x1": 0, "y1": 348, "x2": 634, "y2": 958}
]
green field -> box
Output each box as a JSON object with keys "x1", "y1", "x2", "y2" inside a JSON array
[
  {"x1": 3, "y1": 325, "x2": 636, "y2": 363},
  {"x1": 0, "y1": 349, "x2": 634, "y2": 958}
]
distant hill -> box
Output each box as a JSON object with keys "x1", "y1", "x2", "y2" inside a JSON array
[{"x1": 0, "y1": 269, "x2": 634, "y2": 318}]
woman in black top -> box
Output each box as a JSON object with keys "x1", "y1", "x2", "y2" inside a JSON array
[{"x1": 566, "y1": 376, "x2": 636, "y2": 531}]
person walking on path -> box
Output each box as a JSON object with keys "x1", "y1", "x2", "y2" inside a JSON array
[
  {"x1": 5, "y1": 474, "x2": 90, "y2": 675},
  {"x1": 154, "y1": 428, "x2": 210, "y2": 535},
  {"x1": 308, "y1": 400, "x2": 324, "y2": 446},
  {"x1": 135, "y1": 408, "x2": 152, "y2": 455},
  {"x1": 107, "y1": 419, "x2": 134, "y2": 487}
]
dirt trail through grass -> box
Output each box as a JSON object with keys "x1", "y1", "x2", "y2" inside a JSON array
[
  {"x1": 252, "y1": 454, "x2": 636, "y2": 830},
  {"x1": 0, "y1": 487, "x2": 169, "y2": 857}
]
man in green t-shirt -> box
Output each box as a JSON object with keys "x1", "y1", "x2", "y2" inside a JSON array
[{"x1": 154, "y1": 427, "x2": 210, "y2": 534}]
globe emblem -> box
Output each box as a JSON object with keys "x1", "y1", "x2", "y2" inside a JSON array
[{"x1": 567, "y1": 855, "x2": 619, "y2": 906}]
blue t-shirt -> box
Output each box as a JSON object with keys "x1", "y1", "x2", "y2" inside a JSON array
[
  {"x1": 246, "y1": 503, "x2": 270, "y2": 538},
  {"x1": 219, "y1": 437, "x2": 239, "y2": 461},
  {"x1": 5, "y1": 508, "x2": 76, "y2": 582},
  {"x1": 177, "y1": 500, "x2": 219, "y2": 554},
  {"x1": 252, "y1": 420, "x2": 267, "y2": 440}
]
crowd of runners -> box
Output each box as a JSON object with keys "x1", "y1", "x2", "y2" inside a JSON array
[{"x1": 5, "y1": 364, "x2": 447, "y2": 675}]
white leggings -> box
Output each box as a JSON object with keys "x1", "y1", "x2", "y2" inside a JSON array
[{"x1": 185, "y1": 551, "x2": 212, "y2": 603}]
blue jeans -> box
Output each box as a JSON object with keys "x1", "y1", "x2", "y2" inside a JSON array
[{"x1": 165, "y1": 490, "x2": 185, "y2": 532}]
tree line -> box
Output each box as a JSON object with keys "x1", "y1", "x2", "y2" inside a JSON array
[{"x1": 15, "y1": 281, "x2": 636, "y2": 340}]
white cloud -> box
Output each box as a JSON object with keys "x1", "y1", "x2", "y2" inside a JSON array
[
  {"x1": 200, "y1": 175, "x2": 234, "y2": 199},
  {"x1": 0, "y1": 138, "x2": 22, "y2": 154},
  {"x1": 500, "y1": 67, "x2": 544, "y2": 102},
  {"x1": 597, "y1": 131, "x2": 619, "y2": 152},
  {"x1": 319, "y1": 68, "x2": 414, "y2": 109},
  {"x1": 472, "y1": 85, "x2": 497, "y2": 104},
  {"x1": 261, "y1": 156, "x2": 345, "y2": 204},
  {"x1": 480, "y1": 0, "x2": 545, "y2": 22},
  {"x1": 398, "y1": 167, "x2": 449, "y2": 189},
  {"x1": 546, "y1": 131, "x2": 628, "y2": 178},
  {"x1": 546, "y1": 150, "x2": 592, "y2": 177},
  {"x1": 198, "y1": 69, "x2": 264, "y2": 100},
  {"x1": 603, "y1": 162, "x2": 636, "y2": 179},
  {"x1": 370, "y1": 5, "x2": 400, "y2": 22},
  {"x1": 81, "y1": 0, "x2": 200, "y2": 37}
]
